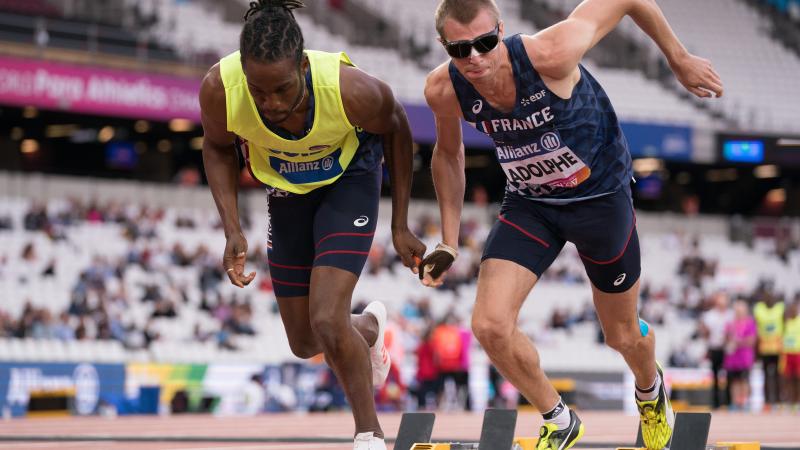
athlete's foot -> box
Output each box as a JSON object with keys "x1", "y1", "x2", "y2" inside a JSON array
[
  {"x1": 535, "y1": 410, "x2": 584, "y2": 450},
  {"x1": 363, "y1": 301, "x2": 390, "y2": 387},
  {"x1": 353, "y1": 432, "x2": 386, "y2": 450},
  {"x1": 636, "y1": 362, "x2": 675, "y2": 450}
]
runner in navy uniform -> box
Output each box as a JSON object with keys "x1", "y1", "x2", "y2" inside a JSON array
[{"x1": 420, "y1": 1, "x2": 723, "y2": 448}]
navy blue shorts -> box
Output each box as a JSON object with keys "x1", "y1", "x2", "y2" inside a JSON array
[
  {"x1": 266, "y1": 169, "x2": 380, "y2": 297},
  {"x1": 482, "y1": 189, "x2": 640, "y2": 293}
]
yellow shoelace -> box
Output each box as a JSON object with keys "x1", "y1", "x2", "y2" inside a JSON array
[{"x1": 640, "y1": 405, "x2": 662, "y2": 426}]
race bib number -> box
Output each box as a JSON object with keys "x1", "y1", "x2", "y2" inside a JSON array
[{"x1": 496, "y1": 131, "x2": 591, "y2": 190}]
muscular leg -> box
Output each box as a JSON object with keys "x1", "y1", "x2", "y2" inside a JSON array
[
  {"x1": 471, "y1": 259, "x2": 561, "y2": 411},
  {"x1": 591, "y1": 279, "x2": 657, "y2": 388},
  {"x1": 308, "y1": 266, "x2": 381, "y2": 438},
  {"x1": 277, "y1": 295, "x2": 378, "y2": 359}
]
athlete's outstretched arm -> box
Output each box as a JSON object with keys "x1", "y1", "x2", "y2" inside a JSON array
[
  {"x1": 420, "y1": 67, "x2": 465, "y2": 287},
  {"x1": 340, "y1": 66, "x2": 426, "y2": 272},
  {"x1": 528, "y1": 0, "x2": 723, "y2": 98},
  {"x1": 199, "y1": 65, "x2": 255, "y2": 288}
]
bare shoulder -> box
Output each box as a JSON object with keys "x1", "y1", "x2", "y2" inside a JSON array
[
  {"x1": 424, "y1": 62, "x2": 461, "y2": 118},
  {"x1": 338, "y1": 62, "x2": 399, "y2": 130},
  {"x1": 199, "y1": 63, "x2": 227, "y2": 123},
  {"x1": 340, "y1": 64, "x2": 387, "y2": 102},
  {"x1": 519, "y1": 33, "x2": 554, "y2": 72}
]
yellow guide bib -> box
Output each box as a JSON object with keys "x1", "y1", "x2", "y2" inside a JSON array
[
  {"x1": 784, "y1": 316, "x2": 800, "y2": 354},
  {"x1": 220, "y1": 50, "x2": 360, "y2": 194},
  {"x1": 754, "y1": 301, "x2": 784, "y2": 355}
]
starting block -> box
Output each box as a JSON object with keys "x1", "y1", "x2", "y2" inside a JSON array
[
  {"x1": 665, "y1": 411, "x2": 711, "y2": 450},
  {"x1": 395, "y1": 412, "x2": 436, "y2": 450},
  {"x1": 714, "y1": 444, "x2": 760, "y2": 450},
  {"x1": 408, "y1": 408, "x2": 521, "y2": 450},
  {"x1": 402, "y1": 409, "x2": 758, "y2": 450},
  {"x1": 623, "y1": 412, "x2": 710, "y2": 450},
  {"x1": 620, "y1": 412, "x2": 759, "y2": 450}
]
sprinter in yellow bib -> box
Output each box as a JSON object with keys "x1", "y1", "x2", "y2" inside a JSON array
[{"x1": 199, "y1": 1, "x2": 425, "y2": 448}]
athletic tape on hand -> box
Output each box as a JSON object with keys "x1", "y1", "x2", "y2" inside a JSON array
[{"x1": 418, "y1": 243, "x2": 458, "y2": 281}]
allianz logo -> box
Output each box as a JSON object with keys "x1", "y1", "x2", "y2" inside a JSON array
[{"x1": 6, "y1": 364, "x2": 99, "y2": 415}]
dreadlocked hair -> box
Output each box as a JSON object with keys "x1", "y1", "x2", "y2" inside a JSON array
[{"x1": 240, "y1": 0, "x2": 305, "y2": 64}]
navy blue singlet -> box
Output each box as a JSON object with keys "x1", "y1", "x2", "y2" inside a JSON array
[{"x1": 449, "y1": 34, "x2": 633, "y2": 204}]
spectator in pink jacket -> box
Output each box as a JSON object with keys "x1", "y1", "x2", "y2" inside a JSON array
[{"x1": 724, "y1": 299, "x2": 757, "y2": 411}]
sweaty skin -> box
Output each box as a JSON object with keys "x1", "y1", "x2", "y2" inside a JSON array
[
  {"x1": 200, "y1": 56, "x2": 425, "y2": 439},
  {"x1": 423, "y1": 0, "x2": 723, "y2": 422}
]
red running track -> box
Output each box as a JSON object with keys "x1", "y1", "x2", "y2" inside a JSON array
[{"x1": 0, "y1": 411, "x2": 798, "y2": 449}]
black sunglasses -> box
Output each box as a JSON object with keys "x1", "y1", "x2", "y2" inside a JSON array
[{"x1": 442, "y1": 25, "x2": 500, "y2": 59}]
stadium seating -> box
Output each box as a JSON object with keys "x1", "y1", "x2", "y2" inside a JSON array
[
  {"x1": 543, "y1": 0, "x2": 800, "y2": 133},
  {"x1": 291, "y1": 0, "x2": 722, "y2": 126},
  {"x1": 2, "y1": 0, "x2": 799, "y2": 372},
  {"x1": 2, "y1": 173, "x2": 799, "y2": 372},
  {"x1": 105, "y1": 0, "x2": 800, "y2": 129},
  {"x1": 122, "y1": 0, "x2": 720, "y2": 124},
  {"x1": 3, "y1": 0, "x2": 794, "y2": 129}
]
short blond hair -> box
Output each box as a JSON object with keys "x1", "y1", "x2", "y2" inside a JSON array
[{"x1": 434, "y1": 0, "x2": 500, "y2": 39}]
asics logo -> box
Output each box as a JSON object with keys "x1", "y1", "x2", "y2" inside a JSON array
[
  {"x1": 472, "y1": 100, "x2": 483, "y2": 114},
  {"x1": 614, "y1": 273, "x2": 627, "y2": 286},
  {"x1": 354, "y1": 216, "x2": 369, "y2": 227}
]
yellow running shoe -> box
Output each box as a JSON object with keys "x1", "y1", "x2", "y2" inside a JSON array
[
  {"x1": 636, "y1": 363, "x2": 675, "y2": 450},
  {"x1": 535, "y1": 410, "x2": 584, "y2": 450}
]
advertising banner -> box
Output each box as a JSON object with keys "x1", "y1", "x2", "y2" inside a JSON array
[
  {"x1": 0, "y1": 362, "x2": 125, "y2": 417},
  {"x1": 125, "y1": 363, "x2": 266, "y2": 415},
  {"x1": 621, "y1": 122, "x2": 693, "y2": 161},
  {"x1": 203, "y1": 363, "x2": 265, "y2": 416},
  {"x1": 0, "y1": 55, "x2": 698, "y2": 159},
  {"x1": 0, "y1": 55, "x2": 201, "y2": 122},
  {"x1": 125, "y1": 363, "x2": 206, "y2": 411}
]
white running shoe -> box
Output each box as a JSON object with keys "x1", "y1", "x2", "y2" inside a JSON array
[
  {"x1": 363, "y1": 301, "x2": 391, "y2": 387},
  {"x1": 353, "y1": 432, "x2": 387, "y2": 450}
]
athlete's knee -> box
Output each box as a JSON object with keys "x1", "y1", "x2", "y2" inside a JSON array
[
  {"x1": 604, "y1": 332, "x2": 635, "y2": 355},
  {"x1": 309, "y1": 313, "x2": 349, "y2": 350},
  {"x1": 604, "y1": 322, "x2": 652, "y2": 355},
  {"x1": 471, "y1": 313, "x2": 513, "y2": 349},
  {"x1": 287, "y1": 339, "x2": 319, "y2": 359}
]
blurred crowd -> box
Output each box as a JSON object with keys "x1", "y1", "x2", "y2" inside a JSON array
[
  {"x1": 643, "y1": 236, "x2": 800, "y2": 412},
  {"x1": 0, "y1": 199, "x2": 256, "y2": 351},
  {"x1": 695, "y1": 288, "x2": 800, "y2": 412},
  {"x1": 2, "y1": 198, "x2": 800, "y2": 413}
]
